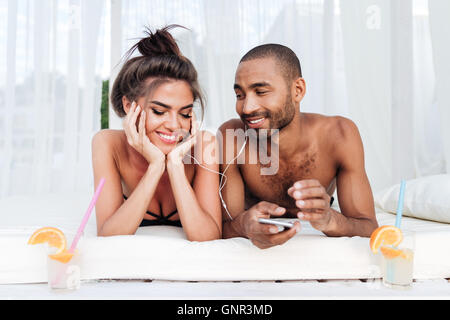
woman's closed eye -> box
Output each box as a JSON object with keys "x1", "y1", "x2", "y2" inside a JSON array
[
  {"x1": 151, "y1": 108, "x2": 165, "y2": 116},
  {"x1": 152, "y1": 107, "x2": 191, "y2": 119}
]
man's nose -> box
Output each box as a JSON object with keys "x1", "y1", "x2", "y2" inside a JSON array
[{"x1": 242, "y1": 97, "x2": 260, "y2": 115}]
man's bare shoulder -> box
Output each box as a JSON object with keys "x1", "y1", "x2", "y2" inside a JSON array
[
  {"x1": 322, "y1": 116, "x2": 364, "y2": 166},
  {"x1": 305, "y1": 113, "x2": 363, "y2": 164},
  {"x1": 307, "y1": 114, "x2": 360, "y2": 143}
]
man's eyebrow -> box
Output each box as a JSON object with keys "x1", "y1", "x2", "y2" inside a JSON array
[
  {"x1": 150, "y1": 100, "x2": 193, "y2": 110},
  {"x1": 249, "y1": 82, "x2": 271, "y2": 89},
  {"x1": 233, "y1": 82, "x2": 271, "y2": 91}
]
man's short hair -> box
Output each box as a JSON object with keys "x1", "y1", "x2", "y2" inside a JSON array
[{"x1": 239, "y1": 44, "x2": 302, "y2": 84}]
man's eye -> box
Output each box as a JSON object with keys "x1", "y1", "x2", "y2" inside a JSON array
[
  {"x1": 152, "y1": 108, "x2": 165, "y2": 116},
  {"x1": 256, "y1": 91, "x2": 268, "y2": 95}
]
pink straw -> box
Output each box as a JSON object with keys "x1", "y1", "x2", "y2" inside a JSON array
[
  {"x1": 69, "y1": 177, "x2": 105, "y2": 253},
  {"x1": 51, "y1": 178, "x2": 105, "y2": 287}
]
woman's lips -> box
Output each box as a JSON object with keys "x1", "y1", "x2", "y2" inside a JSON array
[{"x1": 156, "y1": 131, "x2": 178, "y2": 144}]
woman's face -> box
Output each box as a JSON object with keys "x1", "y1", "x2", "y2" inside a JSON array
[{"x1": 135, "y1": 80, "x2": 194, "y2": 155}]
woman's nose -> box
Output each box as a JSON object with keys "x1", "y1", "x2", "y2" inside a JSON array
[{"x1": 164, "y1": 112, "x2": 180, "y2": 131}]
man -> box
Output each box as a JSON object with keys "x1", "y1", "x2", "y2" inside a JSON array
[{"x1": 218, "y1": 44, "x2": 378, "y2": 249}]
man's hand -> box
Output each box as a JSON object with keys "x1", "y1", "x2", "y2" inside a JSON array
[
  {"x1": 241, "y1": 201, "x2": 300, "y2": 249},
  {"x1": 288, "y1": 179, "x2": 333, "y2": 232}
]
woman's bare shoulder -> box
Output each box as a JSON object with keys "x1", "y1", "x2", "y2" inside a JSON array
[
  {"x1": 92, "y1": 129, "x2": 124, "y2": 146},
  {"x1": 91, "y1": 129, "x2": 127, "y2": 159}
]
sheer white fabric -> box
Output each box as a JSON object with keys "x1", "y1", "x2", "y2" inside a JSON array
[
  {"x1": 0, "y1": 0, "x2": 106, "y2": 198},
  {"x1": 428, "y1": 0, "x2": 450, "y2": 175},
  {"x1": 109, "y1": 0, "x2": 449, "y2": 192},
  {"x1": 1, "y1": 0, "x2": 448, "y2": 199}
]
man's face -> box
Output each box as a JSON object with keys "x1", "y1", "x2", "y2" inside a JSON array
[{"x1": 234, "y1": 57, "x2": 296, "y2": 132}]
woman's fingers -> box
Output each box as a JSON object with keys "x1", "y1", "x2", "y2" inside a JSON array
[
  {"x1": 138, "y1": 109, "x2": 146, "y2": 148},
  {"x1": 124, "y1": 102, "x2": 141, "y2": 146},
  {"x1": 191, "y1": 112, "x2": 198, "y2": 137},
  {"x1": 130, "y1": 104, "x2": 141, "y2": 133}
]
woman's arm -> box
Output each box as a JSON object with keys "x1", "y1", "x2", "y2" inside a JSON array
[
  {"x1": 92, "y1": 130, "x2": 165, "y2": 236},
  {"x1": 167, "y1": 131, "x2": 222, "y2": 241},
  {"x1": 93, "y1": 104, "x2": 166, "y2": 236}
]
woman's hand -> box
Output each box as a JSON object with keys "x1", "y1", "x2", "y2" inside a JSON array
[
  {"x1": 123, "y1": 102, "x2": 165, "y2": 167},
  {"x1": 167, "y1": 113, "x2": 199, "y2": 167}
]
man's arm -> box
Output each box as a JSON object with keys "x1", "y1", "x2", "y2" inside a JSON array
[
  {"x1": 288, "y1": 118, "x2": 378, "y2": 237},
  {"x1": 218, "y1": 120, "x2": 249, "y2": 238},
  {"x1": 218, "y1": 120, "x2": 300, "y2": 247}
]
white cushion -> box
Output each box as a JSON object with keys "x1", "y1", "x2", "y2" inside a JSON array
[
  {"x1": 375, "y1": 174, "x2": 450, "y2": 224},
  {"x1": 1, "y1": 192, "x2": 450, "y2": 284}
]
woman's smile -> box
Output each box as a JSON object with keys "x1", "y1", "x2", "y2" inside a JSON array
[{"x1": 155, "y1": 130, "x2": 179, "y2": 144}]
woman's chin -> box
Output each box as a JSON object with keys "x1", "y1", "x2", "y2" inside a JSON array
[{"x1": 153, "y1": 141, "x2": 176, "y2": 155}]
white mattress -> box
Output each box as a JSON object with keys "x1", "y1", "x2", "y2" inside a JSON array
[{"x1": 1, "y1": 192, "x2": 450, "y2": 284}]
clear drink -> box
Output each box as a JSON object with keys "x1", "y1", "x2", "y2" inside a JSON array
[
  {"x1": 47, "y1": 250, "x2": 81, "y2": 290},
  {"x1": 380, "y1": 231, "x2": 415, "y2": 289}
]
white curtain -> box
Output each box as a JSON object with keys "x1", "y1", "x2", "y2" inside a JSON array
[
  {"x1": 339, "y1": 0, "x2": 449, "y2": 191},
  {"x1": 1, "y1": 0, "x2": 449, "y2": 199},
  {"x1": 0, "y1": 0, "x2": 106, "y2": 198},
  {"x1": 111, "y1": 0, "x2": 348, "y2": 131},
  {"x1": 428, "y1": 0, "x2": 450, "y2": 174},
  {"x1": 110, "y1": 0, "x2": 450, "y2": 192}
]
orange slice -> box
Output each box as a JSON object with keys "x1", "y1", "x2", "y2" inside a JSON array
[
  {"x1": 369, "y1": 225, "x2": 403, "y2": 254},
  {"x1": 380, "y1": 246, "x2": 404, "y2": 259},
  {"x1": 49, "y1": 249, "x2": 74, "y2": 263},
  {"x1": 27, "y1": 227, "x2": 67, "y2": 255}
]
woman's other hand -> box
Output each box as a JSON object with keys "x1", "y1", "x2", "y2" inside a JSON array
[{"x1": 167, "y1": 113, "x2": 199, "y2": 167}]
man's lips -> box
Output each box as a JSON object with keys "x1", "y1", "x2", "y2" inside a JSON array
[{"x1": 244, "y1": 117, "x2": 266, "y2": 128}]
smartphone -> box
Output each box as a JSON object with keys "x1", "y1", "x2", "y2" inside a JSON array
[{"x1": 258, "y1": 218, "x2": 295, "y2": 229}]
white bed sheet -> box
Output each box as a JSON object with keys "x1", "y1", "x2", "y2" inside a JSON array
[{"x1": 1, "y1": 192, "x2": 450, "y2": 284}]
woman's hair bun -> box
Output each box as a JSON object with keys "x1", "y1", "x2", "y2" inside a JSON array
[{"x1": 134, "y1": 24, "x2": 186, "y2": 58}]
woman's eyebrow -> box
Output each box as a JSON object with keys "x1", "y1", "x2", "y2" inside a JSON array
[{"x1": 150, "y1": 100, "x2": 193, "y2": 110}]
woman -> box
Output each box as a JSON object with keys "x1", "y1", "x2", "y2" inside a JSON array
[{"x1": 92, "y1": 25, "x2": 221, "y2": 241}]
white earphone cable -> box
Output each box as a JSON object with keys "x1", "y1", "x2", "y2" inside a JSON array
[{"x1": 185, "y1": 131, "x2": 248, "y2": 221}]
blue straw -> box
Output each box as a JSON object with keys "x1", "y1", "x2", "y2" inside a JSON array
[
  {"x1": 395, "y1": 180, "x2": 406, "y2": 229},
  {"x1": 386, "y1": 180, "x2": 406, "y2": 287}
]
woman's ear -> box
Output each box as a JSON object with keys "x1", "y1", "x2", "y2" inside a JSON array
[
  {"x1": 122, "y1": 96, "x2": 132, "y2": 115},
  {"x1": 292, "y1": 78, "x2": 306, "y2": 103}
]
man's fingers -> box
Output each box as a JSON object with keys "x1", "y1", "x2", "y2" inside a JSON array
[
  {"x1": 251, "y1": 227, "x2": 297, "y2": 249},
  {"x1": 296, "y1": 198, "x2": 328, "y2": 210},
  {"x1": 298, "y1": 211, "x2": 325, "y2": 221},
  {"x1": 267, "y1": 227, "x2": 298, "y2": 245},
  {"x1": 291, "y1": 187, "x2": 326, "y2": 199},
  {"x1": 257, "y1": 223, "x2": 280, "y2": 235},
  {"x1": 293, "y1": 179, "x2": 322, "y2": 189},
  {"x1": 255, "y1": 219, "x2": 301, "y2": 235},
  {"x1": 287, "y1": 186, "x2": 295, "y2": 198},
  {"x1": 256, "y1": 201, "x2": 286, "y2": 217}
]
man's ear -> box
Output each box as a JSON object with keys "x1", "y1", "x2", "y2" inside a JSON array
[
  {"x1": 292, "y1": 77, "x2": 306, "y2": 103},
  {"x1": 122, "y1": 96, "x2": 132, "y2": 115}
]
